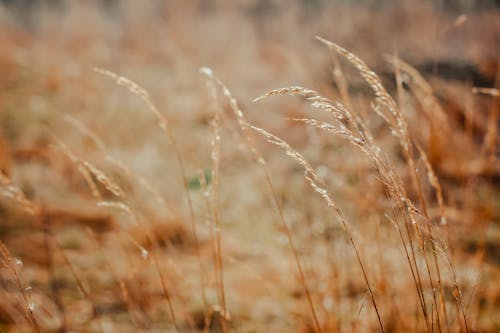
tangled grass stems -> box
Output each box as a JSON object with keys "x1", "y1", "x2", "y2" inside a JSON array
[
  {"x1": 256, "y1": 84, "x2": 433, "y2": 331},
  {"x1": 0, "y1": 171, "x2": 38, "y2": 216},
  {"x1": 1, "y1": 170, "x2": 113, "y2": 330},
  {"x1": 389, "y1": 58, "x2": 456, "y2": 308},
  {"x1": 248, "y1": 123, "x2": 385, "y2": 333},
  {"x1": 393, "y1": 55, "x2": 458, "y2": 332},
  {"x1": 391, "y1": 55, "x2": 451, "y2": 333},
  {"x1": 63, "y1": 115, "x2": 175, "y2": 217},
  {"x1": 1, "y1": 171, "x2": 113, "y2": 331},
  {"x1": 53, "y1": 136, "x2": 181, "y2": 331},
  {"x1": 316, "y1": 36, "x2": 468, "y2": 332},
  {"x1": 200, "y1": 67, "x2": 324, "y2": 333}
]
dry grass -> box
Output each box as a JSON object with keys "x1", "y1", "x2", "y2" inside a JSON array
[{"x1": 0, "y1": 1, "x2": 499, "y2": 332}]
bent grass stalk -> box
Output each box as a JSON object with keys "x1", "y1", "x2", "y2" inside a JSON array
[
  {"x1": 63, "y1": 115, "x2": 175, "y2": 217},
  {"x1": 200, "y1": 67, "x2": 322, "y2": 332},
  {"x1": 248, "y1": 123, "x2": 385, "y2": 333},
  {"x1": 316, "y1": 36, "x2": 465, "y2": 332},
  {"x1": 1, "y1": 171, "x2": 108, "y2": 331},
  {"x1": 200, "y1": 67, "x2": 324, "y2": 333},
  {"x1": 54, "y1": 137, "x2": 180, "y2": 331},
  {"x1": 396, "y1": 55, "x2": 475, "y2": 333},
  {"x1": 392, "y1": 56, "x2": 450, "y2": 333},
  {"x1": 256, "y1": 84, "x2": 431, "y2": 331}
]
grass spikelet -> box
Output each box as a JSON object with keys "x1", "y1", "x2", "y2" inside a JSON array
[
  {"x1": 0, "y1": 171, "x2": 38, "y2": 215},
  {"x1": 316, "y1": 37, "x2": 461, "y2": 331},
  {"x1": 93, "y1": 67, "x2": 169, "y2": 134},
  {"x1": 64, "y1": 115, "x2": 174, "y2": 214},
  {"x1": 248, "y1": 123, "x2": 385, "y2": 333},
  {"x1": 201, "y1": 68, "x2": 324, "y2": 332},
  {"x1": 1, "y1": 6, "x2": 494, "y2": 330},
  {"x1": 81, "y1": 161, "x2": 125, "y2": 198},
  {"x1": 51, "y1": 139, "x2": 125, "y2": 199},
  {"x1": 51, "y1": 138, "x2": 103, "y2": 200},
  {"x1": 253, "y1": 86, "x2": 320, "y2": 102},
  {"x1": 248, "y1": 125, "x2": 332, "y2": 208},
  {"x1": 97, "y1": 201, "x2": 138, "y2": 223},
  {"x1": 316, "y1": 36, "x2": 400, "y2": 129},
  {"x1": 255, "y1": 75, "x2": 440, "y2": 332}
]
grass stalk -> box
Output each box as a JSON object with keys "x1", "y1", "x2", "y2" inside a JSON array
[
  {"x1": 200, "y1": 68, "x2": 324, "y2": 333},
  {"x1": 94, "y1": 68, "x2": 207, "y2": 312}
]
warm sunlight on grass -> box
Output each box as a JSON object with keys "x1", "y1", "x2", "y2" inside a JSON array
[{"x1": 0, "y1": 1, "x2": 499, "y2": 332}]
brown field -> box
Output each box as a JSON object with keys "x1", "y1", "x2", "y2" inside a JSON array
[{"x1": 0, "y1": 1, "x2": 499, "y2": 332}]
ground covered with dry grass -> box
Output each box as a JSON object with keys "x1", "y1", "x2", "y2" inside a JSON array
[{"x1": 0, "y1": 1, "x2": 499, "y2": 332}]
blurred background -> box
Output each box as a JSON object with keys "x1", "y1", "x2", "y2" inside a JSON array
[{"x1": 0, "y1": 1, "x2": 498, "y2": 332}]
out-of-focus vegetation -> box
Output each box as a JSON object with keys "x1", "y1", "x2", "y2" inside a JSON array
[{"x1": 0, "y1": 1, "x2": 498, "y2": 332}]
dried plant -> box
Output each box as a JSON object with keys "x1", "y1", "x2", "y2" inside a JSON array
[{"x1": 0, "y1": 3, "x2": 496, "y2": 331}]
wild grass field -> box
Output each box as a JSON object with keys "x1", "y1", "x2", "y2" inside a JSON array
[{"x1": 0, "y1": 1, "x2": 499, "y2": 332}]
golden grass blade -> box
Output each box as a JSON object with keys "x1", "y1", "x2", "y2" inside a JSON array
[
  {"x1": 201, "y1": 67, "x2": 324, "y2": 332},
  {"x1": 248, "y1": 123, "x2": 385, "y2": 333}
]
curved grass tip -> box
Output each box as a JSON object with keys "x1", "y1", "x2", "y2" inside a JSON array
[
  {"x1": 252, "y1": 95, "x2": 266, "y2": 103},
  {"x1": 315, "y1": 35, "x2": 330, "y2": 45},
  {"x1": 315, "y1": 35, "x2": 347, "y2": 55},
  {"x1": 199, "y1": 66, "x2": 214, "y2": 76},
  {"x1": 315, "y1": 35, "x2": 341, "y2": 50},
  {"x1": 93, "y1": 67, "x2": 114, "y2": 77}
]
